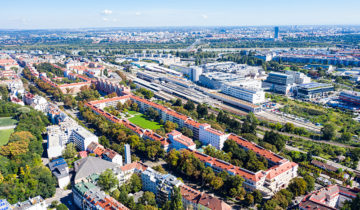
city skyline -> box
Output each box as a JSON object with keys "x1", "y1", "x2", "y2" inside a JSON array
[{"x1": 1, "y1": 0, "x2": 360, "y2": 29}]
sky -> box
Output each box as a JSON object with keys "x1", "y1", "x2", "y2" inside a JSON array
[{"x1": 1, "y1": 0, "x2": 359, "y2": 29}]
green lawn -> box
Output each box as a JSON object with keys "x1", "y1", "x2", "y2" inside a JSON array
[
  {"x1": 0, "y1": 129, "x2": 14, "y2": 146},
  {"x1": 0, "y1": 117, "x2": 17, "y2": 127},
  {"x1": 127, "y1": 110, "x2": 139, "y2": 115},
  {"x1": 128, "y1": 114, "x2": 163, "y2": 130}
]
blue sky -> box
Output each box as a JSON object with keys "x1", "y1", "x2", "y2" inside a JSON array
[{"x1": 1, "y1": 0, "x2": 359, "y2": 29}]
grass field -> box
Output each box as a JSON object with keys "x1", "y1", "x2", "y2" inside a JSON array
[
  {"x1": 127, "y1": 110, "x2": 139, "y2": 115},
  {"x1": 128, "y1": 114, "x2": 163, "y2": 130},
  {"x1": 0, "y1": 117, "x2": 17, "y2": 127},
  {"x1": 0, "y1": 129, "x2": 14, "y2": 146}
]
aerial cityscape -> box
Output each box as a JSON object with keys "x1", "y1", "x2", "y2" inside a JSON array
[{"x1": 1, "y1": 1, "x2": 360, "y2": 210}]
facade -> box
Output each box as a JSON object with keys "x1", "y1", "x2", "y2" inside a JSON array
[
  {"x1": 49, "y1": 158, "x2": 70, "y2": 189},
  {"x1": 339, "y1": 91, "x2": 360, "y2": 106},
  {"x1": 299, "y1": 185, "x2": 359, "y2": 210},
  {"x1": 295, "y1": 83, "x2": 334, "y2": 99},
  {"x1": 167, "y1": 130, "x2": 196, "y2": 150},
  {"x1": 124, "y1": 144, "x2": 131, "y2": 165},
  {"x1": 221, "y1": 84, "x2": 265, "y2": 104},
  {"x1": 199, "y1": 124, "x2": 230, "y2": 150}
]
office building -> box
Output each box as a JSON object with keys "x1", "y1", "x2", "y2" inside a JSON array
[
  {"x1": 70, "y1": 126, "x2": 99, "y2": 151},
  {"x1": 180, "y1": 185, "x2": 232, "y2": 210},
  {"x1": 274, "y1": 26, "x2": 279, "y2": 39},
  {"x1": 263, "y1": 72, "x2": 295, "y2": 94},
  {"x1": 285, "y1": 70, "x2": 311, "y2": 84},
  {"x1": 124, "y1": 144, "x2": 131, "y2": 165},
  {"x1": 295, "y1": 83, "x2": 334, "y2": 99},
  {"x1": 221, "y1": 84, "x2": 265, "y2": 104}
]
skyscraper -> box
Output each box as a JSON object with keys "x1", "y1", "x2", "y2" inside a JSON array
[
  {"x1": 124, "y1": 144, "x2": 131, "y2": 165},
  {"x1": 274, "y1": 26, "x2": 279, "y2": 39}
]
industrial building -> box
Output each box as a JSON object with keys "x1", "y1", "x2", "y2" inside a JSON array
[{"x1": 339, "y1": 91, "x2": 360, "y2": 106}]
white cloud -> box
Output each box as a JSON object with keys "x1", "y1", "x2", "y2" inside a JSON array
[
  {"x1": 202, "y1": 14, "x2": 208, "y2": 19},
  {"x1": 135, "y1": 12, "x2": 142, "y2": 16},
  {"x1": 102, "y1": 9, "x2": 113, "y2": 15},
  {"x1": 102, "y1": 17, "x2": 109, "y2": 22}
]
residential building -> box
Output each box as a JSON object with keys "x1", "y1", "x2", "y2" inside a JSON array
[
  {"x1": 199, "y1": 123, "x2": 230, "y2": 150},
  {"x1": 141, "y1": 168, "x2": 183, "y2": 204},
  {"x1": 73, "y1": 180, "x2": 129, "y2": 210},
  {"x1": 180, "y1": 185, "x2": 232, "y2": 210},
  {"x1": 49, "y1": 158, "x2": 70, "y2": 189},
  {"x1": 124, "y1": 144, "x2": 131, "y2": 165},
  {"x1": 74, "y1": 156, "x2": 121, "y2": 184},
  {"x1": 70, "y1": 126, "x2": 99, "y2": 151},
  {"x1": 167, "y1": 130, "x2": 196, "y2": 150},
  {"x1": 12, "y1": 196, "x2": 46, "y2": 210},
  {"x1": 102, "y1": 148, "x2": 123, "y2": 166},
  {"x1": 311, "y1": 159, "x2": 338, "y2": 172},
  {"x1": 299, "y1": 185, "x2": 359, "y2": 210}
]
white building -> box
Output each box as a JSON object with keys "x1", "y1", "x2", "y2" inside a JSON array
[
  {"x1": 12, "y1": 196, "x2": 46, "y2": 210},
  {"x1": 199, "y1": 124, "x2": 230, "y2": 150},
  {"x1": 167, "y1": 130, "x2": 196, "y2": 150},
  {"x1": 70, "y1": 126, "x2": 99, "y2": 151},
  {"x1": 221, "y1": 84, "x2": 265, "y2": 104},
  {"x1": 102, "y1": 148, "x2": 123, "y2": 166}
]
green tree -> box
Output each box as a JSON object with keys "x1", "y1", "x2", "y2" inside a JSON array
[
  {"x1": 303, "y1": 175, "x2": 315, "y2": 192},
  {"x1": 181, "y1": 127, "x2": 193, "y2": 138},
  {"x1": 62, "y1": 143, "x2": 77, "y2": 159},
  {"x1": 288, "y1": 177, "x2": 307, "y2": 197},
  {"x1": 98, "y1": 169, "x2": 118, "y2": 192},
  {"x1": 139, "y1": 191, "x2": 157, "y2": 206},
  {"x1": 339, "y1": 132, "x2": 351, "y2": 142},
  {"x1": 164, "y1": 121, "x2": 178, "y2": 133},
  {"x1": 170, "y1": 187, "x2": 183, "y2": 210},
  {"x1": 173, "y1": 98, "x2": 182, "y2": 106},
  {"x1": 244, "y1": 193, "x2": 254, "y2": 207},
  {"x1": 56, "y1": 204, "x2": 68, "y2": 210},
  {"x1": 184, "y1": 100, "x2": 195, "y2": 111},
  {"x1": 321, "y1": 123, "x2": 336, "y2": 140},
  {"x1": 129, "y1": 174, "x2": 142, "y2": 193}
]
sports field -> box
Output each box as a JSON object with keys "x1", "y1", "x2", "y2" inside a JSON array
[
  {"x1": 0, "y1": 117, "x2": 17, "y2": 127},
  {"x1": 0, "y1": 129, "x2": 14, "y2": 146},
  {"x1": 128, "y1": 114, "x2": 162, "y2": 130}
]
